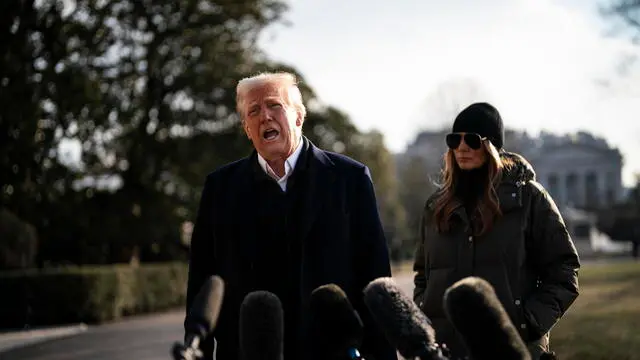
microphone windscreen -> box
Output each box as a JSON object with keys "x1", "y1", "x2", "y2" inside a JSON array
[
  {"x1": 363, "y1": 277, "x2": 441, "y2": 359},
  {"x1": 185, "y1": 275, "x2": 225, "y2": 338},
  {"x1": 239, "y1": 291, "x2": 284, "y2": 360},
  {"x1": 443, "y1": 276, "x2": 531, "y2": 360},
  {"x1": 308, "y1": 284, "x2": 363, "y2": 355}
]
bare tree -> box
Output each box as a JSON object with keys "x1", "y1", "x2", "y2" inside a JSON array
[
  {"x1": 597, "y1": 0, "x2": 640, "y2": 95},
  {"x1": 411, "y1": 77, "x2": 493, "y2": 132}
]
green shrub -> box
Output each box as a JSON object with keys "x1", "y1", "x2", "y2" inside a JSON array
[{"x1": 0, "y1": 262, "x2": 188, "y2": 329}]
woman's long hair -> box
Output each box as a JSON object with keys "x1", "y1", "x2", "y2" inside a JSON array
[{"x1": 432, "y1": 141, "x2": 515, "y2": 236}]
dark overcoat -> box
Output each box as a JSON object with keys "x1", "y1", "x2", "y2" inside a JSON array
[{"x1": 186, "y1": 137, "x2": 397, "y2": 360}]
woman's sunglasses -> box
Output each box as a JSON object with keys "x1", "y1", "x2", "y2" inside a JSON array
[{"x1": 445, "y1": 132, "x2": 486, "y2": 150}]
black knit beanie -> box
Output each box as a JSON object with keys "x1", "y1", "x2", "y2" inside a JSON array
[{"x1": 452, "y1": 102, "x2": 504, "y2": 149}]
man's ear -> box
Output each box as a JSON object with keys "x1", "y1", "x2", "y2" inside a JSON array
[
  {"x1": 242, "y1": 120, "x2": 251, "y2": 139},
  {"x1": 296, "y1": 112, "x2": 304, "y2": 127}
]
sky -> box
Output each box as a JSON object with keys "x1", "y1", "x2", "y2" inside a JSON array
[{"x1": 256, "y1": 0, "x2": 640, "y2": 186}]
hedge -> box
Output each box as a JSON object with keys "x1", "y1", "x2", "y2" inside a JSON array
[{"x1": 0, "y1": 262, "x2": 188, "y2": 329}]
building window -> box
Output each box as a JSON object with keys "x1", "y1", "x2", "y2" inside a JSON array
[
  {"x1": 606, "y1": 172, "x2": 617, "y2": 205},
  {"x1": 548, "y1": 173, "x2": 559, "y2": 199},
  {"x1": 606, "y1": 190, "x2": 615, "y2": 205},
  {"x1": 573, "y1": 223, "x2": 591, "y2": 238},
  {"x1": 585, "y1": 171, "x2": 598, "y2": 208},
  {"x1": 573, "y1": 223, "x2": 591, "y2": 239},
  {"x1": 566, "y1": 173, "x2": 579, "y2": 206}
]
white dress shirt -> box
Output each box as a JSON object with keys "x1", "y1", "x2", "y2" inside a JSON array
[{"x1": 257, "y1": 140, "x2": 304, "y2": 191}]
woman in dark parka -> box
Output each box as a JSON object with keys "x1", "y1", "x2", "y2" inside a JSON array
[{"x1": 412, "y1": 102, "x2": 580, "y2": 359}]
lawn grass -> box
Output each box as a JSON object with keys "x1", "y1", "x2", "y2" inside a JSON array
[
  {"x1": 392, "y1": 259, "x2": 640, "y2": 359},
  {"x1": 551, "y1": 260, "x2": 640, "y2": 360}
]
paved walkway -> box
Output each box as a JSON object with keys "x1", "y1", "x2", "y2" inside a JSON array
[
  {"x1": 2, "y1": 257, "x2": 635, "y2": 358},
  {"x1": 0, "y1": 324, "x2": 89, "y2": 354}
]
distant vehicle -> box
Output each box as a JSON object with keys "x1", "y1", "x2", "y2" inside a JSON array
[{"x1": 561, "y1": 206, "x2": 632, "y2": 257}]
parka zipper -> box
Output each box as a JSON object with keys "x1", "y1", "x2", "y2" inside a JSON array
[{"x1": 468, "y1": 233, "x2": 475, "y2": 274}]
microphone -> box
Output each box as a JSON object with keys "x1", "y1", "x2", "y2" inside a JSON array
[
  {"x1": 443, "y1": 276, "x2": 531, "y2": 360},
  {"x1": 308, "y1": 284, "x2": 365, "y2": 360},
  {"x1": 540, "y1": 352, "x2": 558, "y2": 360},
  {"x1": 172, "y1": 275, "x2": 225, "y2": 360},
  {"x1": 363, "y1": 277, "x2": 448, "y2": 360},
  {"x1": 239, "y1": 290, "x2": 284, "y2": 360}
]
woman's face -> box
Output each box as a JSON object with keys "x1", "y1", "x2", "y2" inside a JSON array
[{"x1": 446, "y1": 132, "x2": 488, "y2": 170}]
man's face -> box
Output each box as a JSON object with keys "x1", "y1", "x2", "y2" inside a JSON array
[{"x1": 242, "y1": 83, "x2": 302, "y2": 161}]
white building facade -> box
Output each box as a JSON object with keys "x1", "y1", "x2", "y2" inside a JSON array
[
  {"x1": 529, "y1": 143, "x2": 624, "y2": 209},
  {"x1": 402, "y1": 129, "x2": 626, "y2": 210}
]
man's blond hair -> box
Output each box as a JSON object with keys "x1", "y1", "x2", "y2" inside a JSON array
[{"x1": 236, "y1": 72, "x2": 307, "y2": 121}]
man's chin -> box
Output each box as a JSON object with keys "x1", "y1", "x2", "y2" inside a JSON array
[
  {"x1": 256, "y1": 141, "x2": 285, "y2": 157},
  {"x1": 261, "y1": 139, "x2": 283, "y2": 149}
]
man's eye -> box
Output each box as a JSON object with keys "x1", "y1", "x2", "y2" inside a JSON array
[{"x1": 269, "y1": 103, "x2": 282, "y2": 108}]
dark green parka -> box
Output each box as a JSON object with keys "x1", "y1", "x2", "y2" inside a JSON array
[{"x1": 412, "y1": 152, "x2": 580, "y2": 359}]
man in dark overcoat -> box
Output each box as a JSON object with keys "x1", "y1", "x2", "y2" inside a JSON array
[{"x1": 184, "y1": 72, "x2": 397, "y2": 360}]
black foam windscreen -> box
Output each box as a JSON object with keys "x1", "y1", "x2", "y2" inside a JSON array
[
  {"x1": 239, "y1": 290, "x2": 284, "y2": 360},
  {"x1": 308, "y1": 284, "x2": 364, "y2": 356},
  {"x1": 363, "y1": 277, "x2": 445, "y2": 359},
  {"x1": 443, "y1": 276, "x2": 531, "y2": 360},
  {"x1": 185, "y1": 275, "x2": 225, "y2": 338},
  {"x1": 540, "y1": 352, "x2": 558, "y2": 360}
]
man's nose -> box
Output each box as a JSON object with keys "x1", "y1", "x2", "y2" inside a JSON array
[{"x1": 260, "y1": 107, "x2": 274, "y2": 123}]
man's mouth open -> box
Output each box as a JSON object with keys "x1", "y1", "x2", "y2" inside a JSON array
[{"x1": 263, "y1": 129, "x2": 280, "y2": 141}]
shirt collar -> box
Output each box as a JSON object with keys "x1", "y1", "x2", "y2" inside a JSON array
[{"x1": 257, "y1": 138, "x2": 304, "y2": 180}]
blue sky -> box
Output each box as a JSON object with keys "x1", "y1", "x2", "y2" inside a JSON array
[{"x1": 257, "y1": 0, "x2": 640, "y2": 186}]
